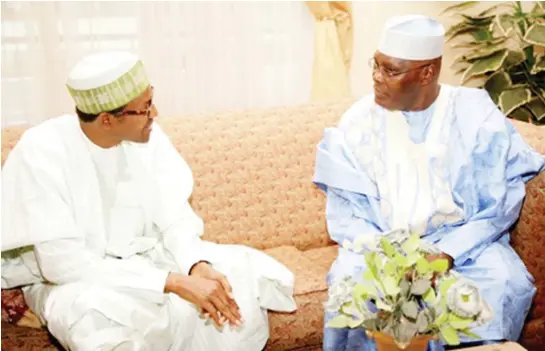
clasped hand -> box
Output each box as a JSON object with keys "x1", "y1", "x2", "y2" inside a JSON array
[{"x1": 165, "y1": 262, "x2": 243, "y2": 328}]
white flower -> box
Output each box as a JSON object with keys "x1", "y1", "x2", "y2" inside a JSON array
[
  {"x1": 446, "y1": 279, "x2": 483, "y2": 318},
  {"x1": 476, "y1": 298, "x2": 493, "y2": 325},
  {"x1": 384, "y1": 228, "x2": 410, "y2": 245},
  {"x1": 325, "y1": 278, "x2": 356, "y2": 312},
  {"x1": 418, "y1": 241, "x2": 443, "y2": 255}
]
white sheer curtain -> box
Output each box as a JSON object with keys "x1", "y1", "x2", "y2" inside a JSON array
[{"x1": 1, "y1": 1, "x2": 315, "y2": 127}]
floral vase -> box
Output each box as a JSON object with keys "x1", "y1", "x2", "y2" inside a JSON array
[{"x1": 366, "y1": 330, "x2": 436, "y2": 351}]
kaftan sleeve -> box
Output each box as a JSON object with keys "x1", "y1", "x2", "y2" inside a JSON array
[
  {"x1": 8, "y1": 135, "x2": 171, "y2": 300},
  {"x1": 149, "y1": 123, "x2": 213, "y2": 275},
  {"x1": 435, "y1": 91, "x2": 545, "y2": 266},
  {"x1": 314, "y1": 96, "x2": 387, "y2": 247}
]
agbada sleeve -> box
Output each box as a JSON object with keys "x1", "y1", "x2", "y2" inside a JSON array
[
  {"x1": 9, "y1": 135, "x2": 171, "y2": 301},
  {"x1": 149, "y1": 123, "x2": 214, "y2": 275},
  {"x1": 435, "y1": 92, "x2": 545, "y2": 266}
]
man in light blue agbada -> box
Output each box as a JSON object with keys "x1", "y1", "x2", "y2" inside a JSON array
[{"x1": 313, "y1": 14, "x2": 545, "y2": 351}]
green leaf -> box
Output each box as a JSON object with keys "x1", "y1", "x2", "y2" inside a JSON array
[
  {"x1": 423, "y1": 287, "x2": 436, "y2": 304},
  {"x1": 462, "y1": 50, "x2": 508, "y2": 83},
  {"x1": 405, "y1": 252, "x2": 421, "y2": 267},
  {"x1": 494, "y1": 14, "x2": 517, "y2": 36},
  {"x1": 460, "y1": 328, "x2": 481, "y2": 339},
  {"x1": 376, "y1": 298, "x2": 393, "y2": 312},
  {"x1": 383, "y1": 276, "x2": 401, "y2": 296},
  {"x1": 440, "y1": 1, "x2": 478, "y2": 15},
  {"x1": 400, "y1": 279, "x2": 411, "y2": 297},
  {"x1": 510, "y1": 106, "x2": 534, "y2": 123},
  {"x1": 411, "y1": 279, "x2": 432, "y2": 295},
  {"x1": 470, "y1": 29, "x2": 493, "y2": 42},
  {"x1": 503, "y1": 50, "x2": 526, "y2": 70},
  {"x1": 448, "y1": 314, "x2": 474, "y2": 330},
  {"x1": 429, "y1": 258, "x2": 449, "y2": 273},
  {"x1": 349, "y1": 316, "x2": 364, "y2": 328},
  {"x1": 363, "y1": 268, "x2": 375, "y2": 282},
  {"x1": 440, "y1": 325, "x2": 461, "y2": 345},
  {"x1": 402, "y1": 301, "x2": 419, "y2": 319},
  {"x1": 365, "y1": 252, "x2": 379, "y2": 280},
  {"x1": 527, "y1": 98, "x2": 545, "y2": 121},
  {"x1": 416, "y1": 258, "x2": 430, "y2": 275},
  {"x1": 354, "y1": 283, "x2": 377, "y2": 299},
  {"x1": 524, "y1": 23, "x2": 545, "y2": 47},
  {"x1": 446, "y1": 23, "x2": 484, "y2": 42},
  {"x1": 531, "y1": 54, "x2": 545, "y2": 74},
  {"x1": 416, "y1": 310, "x2": 430, "y2": 332},
  {"x1": 439, "y1": 278, "x2": 457, "y2": 297},
  {"x1": 401, "y1": 233, "x2": 420, "y2": 254},
  {"x1": 499, "y1": 86, "x2": 532, "y2": 115},
  {"x1": 327, "y1": 314, "x2": 351, "y2": 328},
  {"x1": 394, "y1": 253, "x2": 409, "y2": 267},
  {"x1": 384, "y1": 260, "x2": 397, "y2": 277},
  {"x1": 435, "y1": 312, "x2": 448, "y2": 326},
  {"x1": 461, "y1": 14, "x2": 495, "y2": 27},
  {"x1": 380, "y1": 238, "x2": 396, "y2": 258},
  {"x1": 485, "y1": 71, "x2": 512, "y2": 104}
]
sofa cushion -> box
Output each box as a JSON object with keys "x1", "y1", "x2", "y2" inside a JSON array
[{"x1": 264, "y1": 245, "x2": 337, "y2": 350}]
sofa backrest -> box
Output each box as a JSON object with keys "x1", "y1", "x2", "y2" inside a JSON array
[{"x1": 1, "y1": 102, "x2": 544, "y2": 254}]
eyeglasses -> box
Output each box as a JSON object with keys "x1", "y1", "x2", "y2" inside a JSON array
[
  {"x1": 115, "y1": 86, "x2": 154, "y2": 118},
  {"x1": 369, "y1": 58, "x2": 430, "y2": 78}
]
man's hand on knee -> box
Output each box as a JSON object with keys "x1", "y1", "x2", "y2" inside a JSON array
[{"x1": 164, "y1": 270, "x2": 243, "y2": 328}]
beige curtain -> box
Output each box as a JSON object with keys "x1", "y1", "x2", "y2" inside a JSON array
[{"x1": 307, "y1": 1, "x2": 353, "y2": 101}]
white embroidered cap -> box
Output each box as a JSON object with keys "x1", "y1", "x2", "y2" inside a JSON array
[
  {"x1": 66, "y1": 51, "x2": 150, "y2": 114},
  {"x1": 378, "y1": 15, "x2": 445, "y2": 61}
]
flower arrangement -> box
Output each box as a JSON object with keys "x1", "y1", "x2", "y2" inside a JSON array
[{"x1": 326, "y1": 229, "x2": 493, "y2": 350}]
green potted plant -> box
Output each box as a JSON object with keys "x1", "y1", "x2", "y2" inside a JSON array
[
  {"x1": 441, "y1": 1, "x2": 545, "y2": 124},
  {"x1": 325, "y1": 230, "x2": 492, "y2": 351}
]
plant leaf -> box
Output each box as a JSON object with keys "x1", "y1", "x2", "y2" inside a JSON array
[
  {"x1": 401, "y1": 233, "x2": 420, "y2": 254},
  {"x1": 531, "y1": 54, "x2": 545, "y2": 74},
  {"x1": 439, "y1": 278, "x2": 457, "y2": 297},
  {"x1": 494, "y1": 14, "x2": 517, "y2": 36},
  {"x1": 354, "y1": 283, "x2": 377, "y2": 299},
  {"x1": 440, "y1": 325, "x2": 461, "y2": 345},
  {"x1": 394, "y1": 253, "x2": 409, "y2": 267},
  {"x1": 435, "y1": 312, "x2": 448, "y2": 326},
  {"x1": 349, "y1": 316, "x2": 364, "y2": 328},
  {"x1": 527, "y1": 98, "x2": 545, "y2": 121},
  {"x1": 402, "y1": 300, "x2": 419, "y2": 319},
  {"x1": 460, "y1": 328, "x2": 481, "y2": 339},
  {"x1": 462, "y1": 50, "x2": 508, "y2": 83},
  {"x1": 446, "y1": 23, "x2": 484, "y2": 42},
  {"x1": 383, "y1": 276, "x2": 401, "y2": 296},
  {"x1": 523, "y1": 23, "x2": 545, "y2": 47},
  {"x1": 416, "y1": 257, "x2": 430, "y2": 275},
  {"x1": 411, "y1": 279, "x2": 432, "y2": 295},
  {"x1": 400, "y1": 279, "x2": 410, "y2": 297},
  {"x1": 376, "y1": 298, "x2": 393, "y2": 312},
  {"x1": 429, "y1": 258, "x2": 449, "y2": 273},
  {"x1": 470, "y1": 29, "x2": 493, "y2": 42},
  {"x1": 503, "y1": 50, "x2": 526, "y2": 70},
  {"x1": 416, "y1": 310, "x2": 430, "y2": 332},
  {"x1": 448, "y1": 314, "x2": 474, "y2": 329},
  {"x1": 440, "y1": 1, "x2": 478, "y2": 15},
  {"x1": 380, "y1": 237, "x2": 396, "y2": 258},
  {"x1": 485, "y1": 71, "x2": 512, "y2": 104},
  {"x1": 499, "y1": 86, "x2": 532, "y2": 115},
  {"x1": 327, "y1": 314, "x2": 351, "y2": 328},
  {"x1": 363, "y1": 268, "x2": 375, "y2": 282},
  {"x1": 384, "y1": 260, "x2": 397, "y2": 277},
  {"x1": 510, "y1": 106, "x2": 534, "y2": 123},
  {"x1": 423, "y1": 287, "x2": 437, "y2": 304}
]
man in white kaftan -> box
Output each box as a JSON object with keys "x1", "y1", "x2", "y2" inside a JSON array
[
  {"x1": 313, "y1": 15, "x2": 545, "y2": 351},
  {"x1": 1, "y1": 51, "x2": 296, "y2": 351}
]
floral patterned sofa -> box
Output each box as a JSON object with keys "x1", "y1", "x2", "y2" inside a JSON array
[{"x1": 2, "y1": 100, "x2": 544, "y2": 350}]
